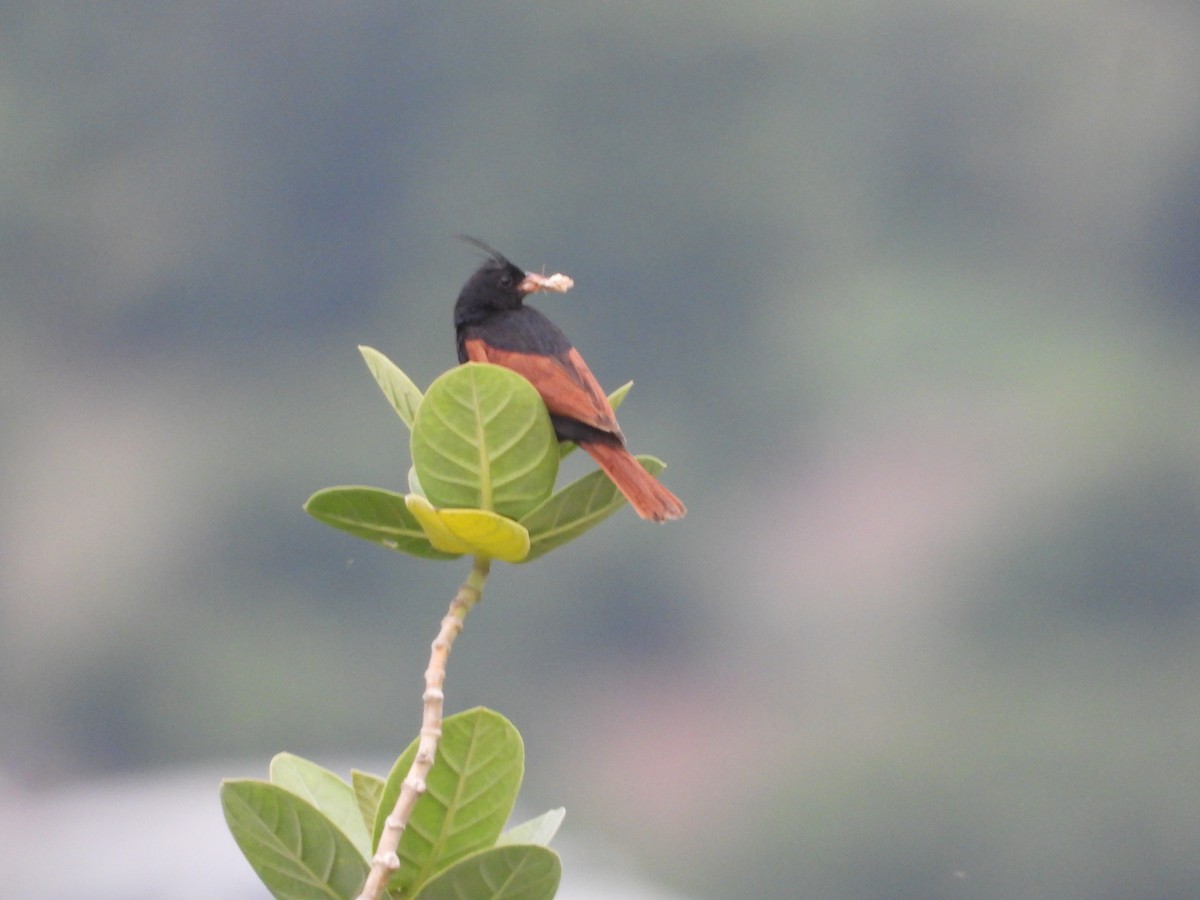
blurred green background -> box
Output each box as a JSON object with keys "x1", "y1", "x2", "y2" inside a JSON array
[{"x1": 3, "y1": 4, "x2": 1199, "y2": 898}]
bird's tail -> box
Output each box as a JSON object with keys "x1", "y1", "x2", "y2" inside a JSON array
[{"x1": 581, "y1": 441, "x2": 686, "y2": 522}]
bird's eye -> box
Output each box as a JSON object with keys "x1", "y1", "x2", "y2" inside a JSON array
[{"x1": 498, "y1": 273, "x2": 514, "y2": 288}]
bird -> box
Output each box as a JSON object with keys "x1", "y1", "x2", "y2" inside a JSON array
[{"x1": 453, "y1": 238, "x2": 685, "y2": 522}]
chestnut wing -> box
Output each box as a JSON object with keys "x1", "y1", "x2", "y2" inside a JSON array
[{"x1": 461, "y1": 337, "x2": 621, "y2": 437}]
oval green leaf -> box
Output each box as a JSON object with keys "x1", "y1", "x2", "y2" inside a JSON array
[
  {"x1": 304, "y1": 486, "x2": 461, "y2": 560},
  {"x1": 497, "y1": 808, "x2": 565, "y2": 847},
  {"x1": 519, "y1": 456, "x2": 666, "y2": 561},
  {"x1": 411, "y1": 364, "x2": 558, "y2": 519},
  {"x1": 359, "y1": 345, "x2": 424, "y2": 429},
  {"x1": 412, "y1": 844, "x2": 561, "y2": 900},
  {"x1": 351, "y1": 769, "x2": 386, "y2": 844},
  {"x1": 408, "y1": 464, "x2": 426, "y2": 498},
  {"x1": 270, "y1": 753, "x2": 371, "y2": 860},
  {"x1": 220, "y1": 779, "x2": 370, "y2": 899},
  {"x1": 373, "y1": 708, "x2": 524, "y2": 896}
]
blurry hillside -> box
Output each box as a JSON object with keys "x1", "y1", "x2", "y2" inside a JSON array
[{"x1": 2, "y1": 5, "x2": 1199, "y2": 899}]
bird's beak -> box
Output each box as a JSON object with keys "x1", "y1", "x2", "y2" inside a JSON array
[
  {"x1": 518, "y1": 272, "x2": 575, "y2": 295},
  {"x1": 517, "y1": 273, "x2": 549, "y2": 295}
]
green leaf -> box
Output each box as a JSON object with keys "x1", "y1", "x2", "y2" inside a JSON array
[
  {"x1": 270, "y1": 753, "x2": 371, "y2": 861},
  {"x1": 411, "y1": 845, "x2": 561, "y2": 900},
  {"x1": 221, "y1": 779, "x2": 370, "y2": 899},
  {"x1": 304, "y1": 486, "x2": 461, "y2": 560},
  {"x1": 407, "y1": 465, "x2": 425, "y2": 498},
  {"x1": 497, "y1": 808, "x2": 565, "y2": 847},
  {"x1": 411, "y1": 364, "x2": 558, "y2": 519},
  {"x1": 351, "y1": 769, "x2": 386, "y2": 844},
  {"x1": 559, "y1": 381, "x2": 632, "y2": 459},
  {"x1": 360, "y1": 345, "x2": 424, "y2": 429},
  {"x1": 373, "y1": 708, "x2": 524, "y2": 897},
  {"x1": 519, "y1": 456, "x2": 666, "y2": 561}
]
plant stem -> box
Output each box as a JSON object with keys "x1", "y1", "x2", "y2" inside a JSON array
[{"x1": 356, "y1": 555, "x2": 491, "y2": 900}]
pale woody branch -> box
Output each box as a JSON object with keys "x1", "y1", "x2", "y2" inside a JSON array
[{"x1": 356, "y1": 556, "x2": 491, "y2": 900}]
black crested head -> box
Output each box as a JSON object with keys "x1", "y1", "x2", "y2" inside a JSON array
[{"x1": 453, "y1": 236, "x2": 531, "y2": 327}]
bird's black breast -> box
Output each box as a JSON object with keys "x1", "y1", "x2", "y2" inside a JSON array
[{"x1": 456, "y1": 306, "x2": 573, "y2": 363}]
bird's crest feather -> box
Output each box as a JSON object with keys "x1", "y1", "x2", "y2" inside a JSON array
[{"x1": 456, "y1": 235, "x2": 511, "y2": 268}]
